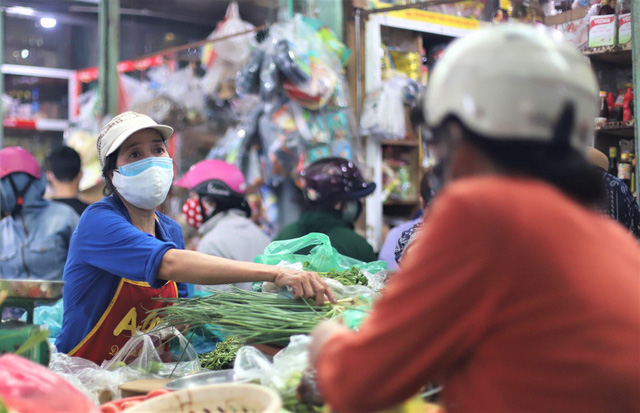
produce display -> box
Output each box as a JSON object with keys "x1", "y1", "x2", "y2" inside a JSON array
[
  {"x1": 151, "y1": 289, "x2": 365, "y2": 347},
  {"x1": 200, "y1": 336, "x2": 244, "y2": 371},
  {"x1": 303, "y1": 263, "x2": 369, "y2": 286}
]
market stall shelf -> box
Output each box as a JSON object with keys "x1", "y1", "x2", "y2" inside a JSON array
[
  {"x1": 596, "y1": 119, "x2": 635, "y2": 138},
  {"x1": 583, "y1": 42, "x2": 633, "y2": 65}
]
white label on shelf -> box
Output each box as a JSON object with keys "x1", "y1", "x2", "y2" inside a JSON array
[
  {"x1": 618, "y1": 13, "x2": 631, "y2": 44},
  {"x1": 589, "y1": 15, "x2": 617, "y2": 47}
]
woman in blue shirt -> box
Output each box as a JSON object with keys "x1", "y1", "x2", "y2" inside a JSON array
[{"x1": 56, "y1": 112, "x2": 334, "y2": 364}]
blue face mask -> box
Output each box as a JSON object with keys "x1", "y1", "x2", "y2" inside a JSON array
[{"x1": 118, "y1": 157, "x2": 173, "y2": 177}]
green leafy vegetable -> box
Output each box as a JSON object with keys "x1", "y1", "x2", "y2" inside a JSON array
[{"x1": 200, "y1": 336, "x2": 243, "y2": 370}]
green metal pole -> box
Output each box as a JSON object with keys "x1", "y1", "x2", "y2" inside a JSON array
[
  {"x1": 107, "y1": 0, "x2": 119, "y2": 116},
  {"x1": 287, "y1": 0, "x2": 294, "y2": 19},
  {"x1": 98, "y1": 0, "x2": 120, "y2": 118},
  {"x1": 633, "y1": 0, "x2": 640, "y2": 197}
]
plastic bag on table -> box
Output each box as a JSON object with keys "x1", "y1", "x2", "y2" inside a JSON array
[
  {"x1": 234, "y1": 334, "x2": 310, "y2": 400},
  {"x1": 49, "y1": 351, "x2": 140, "y2": 405},
  {"x1": 201, "y1": 2, "x2": 255, "y2": 67},
  {"x1": 0, "y1": 354, "x2": 101, "y2": 412},
  {"x1": 254, "y1": 232, "x2": 388, "y2": 276},
  {"x1": 101, "y1": 328, "x2": 200, "y2": 379},
  {"x1": 33, "y1": 298, "x2": 64, "y2": 339}
]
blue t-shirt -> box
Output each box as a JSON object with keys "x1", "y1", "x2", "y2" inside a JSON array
[{"x1": 55, "y1": 195, "x2": 189, "y2": 354}]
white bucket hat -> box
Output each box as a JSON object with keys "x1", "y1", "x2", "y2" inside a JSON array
[{"x1": 97, "y1": 111, "x2": 174, "y2": 168}]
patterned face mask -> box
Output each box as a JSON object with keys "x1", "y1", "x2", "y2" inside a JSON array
[{"x1": 181, "y1": 198, "x2": 203, "y2": 229}]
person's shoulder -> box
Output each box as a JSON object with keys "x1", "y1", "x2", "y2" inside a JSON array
[
  {"x1": 76, "y1": 197, "x2": 127, "y2": 227},
  {"x1": 156, "y1": 211, "x2": 183, "y2": 237},
  {"x1": 274, "y1": 221, "x2": 303, "y2": 240},
  {"x1": 442, "y1": 176, "x2": 557, "y2": 211},
  {"x1": 155, "y1": 210, "x2": 179, "y2": 228},
  {"x1": 48, "y1": 200, "x2": 79, "y2": 216}
]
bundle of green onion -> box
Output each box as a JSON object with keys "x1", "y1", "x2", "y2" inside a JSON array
[{"x1": 150, "y1": 289, "x2": 362, "y2": 347}]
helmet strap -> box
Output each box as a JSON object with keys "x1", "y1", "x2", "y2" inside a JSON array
[
  {"x1": 199, "y1": 194, "x2": 251, "y2": 222},
  {"x1": 7, "y1": 175, "x2": 35, "y2": 216},
  {"x1": 552, "y1": 102, "x2": 574, "y2": 151}
]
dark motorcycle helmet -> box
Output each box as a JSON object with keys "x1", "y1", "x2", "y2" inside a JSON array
[{"x1": 301, "y1": 157, "x2": 376, "y2": 203}]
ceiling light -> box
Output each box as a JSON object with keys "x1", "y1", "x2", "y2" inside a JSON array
[
  {"x1": 21, "y1": 49, "x2": 29, "y2": 59},
  {"x1": 6, "y1": 6, "x2": 34, "y2": 16},
  {"x1": 164, "y1": 32, "x2": 175, "y2": 41},
  {"x1": 40, "y1": 17, "x2": 57, "y2": 28}
]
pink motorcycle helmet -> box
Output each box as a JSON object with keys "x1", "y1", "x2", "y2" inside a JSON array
[
  {"x1": 0, "y1": 146, "x2": 42, "y2": 179},
  {"x1": 174, "y1": 159, "x2": 246, "y2": 198}
]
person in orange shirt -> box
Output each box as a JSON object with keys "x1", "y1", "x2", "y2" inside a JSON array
[{"x1": 309, "y1": 25, "x2": 640, "y2": 413}]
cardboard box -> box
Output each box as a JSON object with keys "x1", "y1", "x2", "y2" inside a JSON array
[
  {"x1": 618, "y1": 13, "x2": 631, "y2": 44},
  {"x1": 589, "y1": 14, "x2": 617, "y2": 47}
]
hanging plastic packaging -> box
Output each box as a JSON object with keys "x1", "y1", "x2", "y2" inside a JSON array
[
  {"x1": 236, "y1": 49, "x2": 265, "y2": 96},
  {"x1": 201, "y1": 2, "x2": 255, "y2": 67}
]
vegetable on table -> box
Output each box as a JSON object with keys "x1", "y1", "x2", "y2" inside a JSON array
[
  {"x1": 150, "y1": 289, "x2": 366, "y2": 347},
  {"x1": 199, "y1": 336, "x2": 243, "y2": 371},
  {"x1": 303, "y1": 262, "x2": 368, "y2": 286}
]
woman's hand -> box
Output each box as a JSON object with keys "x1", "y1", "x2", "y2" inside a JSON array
[{"x1": 274, "y1": 267, "x2": 337, "y2": 306}]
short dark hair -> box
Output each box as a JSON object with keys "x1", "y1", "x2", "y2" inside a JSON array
[
  {"x1": 437, "y1": 117, "x2": 604, "y2": 206},
  {"x1": 47, "y1": 146, "x2": 82, "y2": 182},
  {"x1": 102, "y1": 150, "x2": 119, "y2": 196},
  {"x1": 419, "y1": 172, "x2": 432, "y2": 205}
]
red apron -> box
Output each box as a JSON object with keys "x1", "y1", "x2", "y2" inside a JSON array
[{"x1": 68, "y1": 278, "x2": 178, "y2": 365}]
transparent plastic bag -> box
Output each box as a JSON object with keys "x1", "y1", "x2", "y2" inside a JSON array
[
  {"x1": 360, "y1": 75, "x2": 413, "y2": 140},
  {"x1": 101, "y1": 328, "x2": 200, "y2": 379},
  {"x1": 49, "y1": 351, "x2": 140, "y2": 405},
  {"x1": 202, "y1": 2, "x2": 255, "y2": 66},
  {"x1": 234, "y1": 334, "x2": 310, "y2": 400},
  {"x1": 236, "y1": 49, "x2": 265, "y2": 96},
  {"x1": 33, "y1": 299, "x2": 64, "y2": 339}
]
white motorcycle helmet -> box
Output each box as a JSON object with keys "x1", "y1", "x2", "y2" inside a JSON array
[{"x1": 423, "y1": 24, "x2": 599, "y2": 151}]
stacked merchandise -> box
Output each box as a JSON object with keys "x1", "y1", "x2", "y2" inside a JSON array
[{"x1": 208, "y1": 14, "x2": 355, "y2": 234}]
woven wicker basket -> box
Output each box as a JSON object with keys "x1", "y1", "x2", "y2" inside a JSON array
[{"x1": 124, "y1": 383, "x2": 282, "y2": 413}]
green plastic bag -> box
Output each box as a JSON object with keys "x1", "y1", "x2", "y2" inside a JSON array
[{"x1": 254, "y1": 232, "x2": 387, "y2": 274}]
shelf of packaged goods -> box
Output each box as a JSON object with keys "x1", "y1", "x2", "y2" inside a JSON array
[
  {"x1": 381, "y1": 139, "x2": 420, "y2": 147},
  {"x1": 595, "y1": 120, "x2": 635, "y2": 138},
  {"x1": 583, "y1": 42, "x2": 632, "y2": 65},
  {"x1": 3, "y1": 118, "x2": 69, "y2": 132}
]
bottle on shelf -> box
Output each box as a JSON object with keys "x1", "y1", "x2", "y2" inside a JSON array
[
  {"x1": 609, "y1": 146, "x2": 618, "y2": 176},
  {"x1": 622, "y1": 83, "x2": 633, "y2": 121},
  {"x1": 630, "y1": 153, "x2": 636, "y2": 198},
  {"x1": 597, "y1": 91, "x2": 609, "y2": 125},
  {"x1": 616, "y1": 0, "x2": 632, "y2": 44},
  {"x1": 610, "y1": 89, "x2": 625, "y2": 122},
  {"x1": 607, "y1": 91, "x2": 615, "y2": 113},
  {"x1": 598, "y1": 0, "x2": 615, "y2": 15},
  {"x1": 618, "y1": 151, "x2": 632, "y2": 189}
]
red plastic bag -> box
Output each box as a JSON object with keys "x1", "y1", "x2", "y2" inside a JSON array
[{"x1": 0, "y1": 354, "x2": 100, "y2": 413}]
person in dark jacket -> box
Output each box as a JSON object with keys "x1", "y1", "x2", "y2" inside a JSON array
[
  {"x1": 46, "y1": 146, "x2": 89, "y2": 215},
  {"x1": 275, "y1": 157, "x2": 377, "y2": 262}
]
